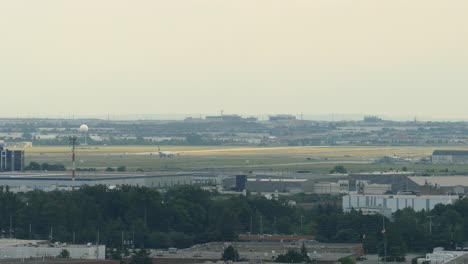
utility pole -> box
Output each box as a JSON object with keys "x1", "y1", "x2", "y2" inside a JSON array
[
  {"x1": 144, "y1": 206, "x2": 147, "y2": 228},
  {"x1": 273, "y1": 216, "x2": 277, "y2": 234},
  {"x1": 50, "y1": 226, "x2": 53, "y2": 241},
  {"x1": 69, "y1": 136, "x2": 77, "y2": 191},
  {"x1": 382, "y1": 216, "x2": 387, "y2": 264},
  {"x1": 121, "y1": 231, "x2": 124, "y2": 251},
  {"x1": 95, "y1": 229, "x2": 100, "y2": 260},
  {"x1": 427, "y1": 215, "x2": 434, "y2": 235},
  {"x1": 260, "y1": 215, "x2": 263, "y2": 235},
  {"x1": 132, "y1": 224, "x2": 135, "y2": 246},
  {"x1": 9, "y1": 214, "x2": 12, "y2": 238},
  {"x1": 249, "y1": 216, "x2": 253, "y2": 234},
  {"x1": 300, "y1": 215, "x2": 304, "y2": 234}
]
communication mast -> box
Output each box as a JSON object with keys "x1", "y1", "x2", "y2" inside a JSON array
[{"x1": 69, "y1": 136, "x2": 77, "y2": 191}]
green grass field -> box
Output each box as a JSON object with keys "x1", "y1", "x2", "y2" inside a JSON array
[{"x1": 13, "y1": 145, "x2": 468, "y2": 173}]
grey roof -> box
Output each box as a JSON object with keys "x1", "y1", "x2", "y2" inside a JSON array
[
  {"x1": 0, "y1": 172, "x2": 193, "y2": 181},
  {"x1": 408, "y1": 176, "x2": 468, "y2": 187},
  {"x1": 433, "y1": 150, "x2": 468, "y2": 156}
]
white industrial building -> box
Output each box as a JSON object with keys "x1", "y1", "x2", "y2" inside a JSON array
[
  {"x1": 419, "y1": 248, "x2": 468, "y2": 264},
  {"x1": 342, "y1": 194, "x2": 458, "y2": 214},
  {"x1": 0, "y1": 239, "x2": 105, "y2": 260}
]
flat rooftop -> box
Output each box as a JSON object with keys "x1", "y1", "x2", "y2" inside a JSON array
[
  {"x1": 248, "y1": 178, "x2": 307, "y2": 183},
  {"x1": 346, "y1": 193, "x2": 458, "y2": 199},
  {"x1": 184, "y1": 241, "x2": 362, "y2": 253},
  {"x1": 351, "y1": 171, "x2": 415, "y2": 176},
  {"x1": 0, "y1": 172, "x2": 193, "y2": 181},
  {"x1": 153, "y1": 242, "x2": 361, "y2": 261},
  {"x1": 409, "y1": 176, "x2": 468, "y2": 187},
  {"x1": 0, "y1": 239, "x2": 46, "y2": 248},
  {"x1": 0, "y1": 239, "x2": 102, "y2": 249}
]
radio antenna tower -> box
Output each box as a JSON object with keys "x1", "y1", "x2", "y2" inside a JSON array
[{"x1": 69, "y1": 136, "x2": 78, "y2": 191}]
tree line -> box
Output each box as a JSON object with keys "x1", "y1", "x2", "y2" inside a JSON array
[
  {"x1": 0, "y1": 185, "x2": 302, "y2": 249},
  {"x1": 0, "y1": 185, "x2": 467, "y2": 257}
]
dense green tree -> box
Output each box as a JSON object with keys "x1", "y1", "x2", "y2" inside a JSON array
[
  {"x1": 338, "y1": 257, "x2": 355, "y2": 264},
  {"x1": 40, "y1": 162, "x2": 66, "y2": 171},
  {"x1": 130, "y1": 248, "x2": 151, "y2": 264},
  {"x1": 1, "y1": 184, "x2": 468, "y2": 254},
  {"x1": 300, "y1": 243, "x2": 311, "y2": 263},
  {"x1": 222, "y1": 245, "x2": 240, "y2": 261},
  {"x1": 25, "y1": 161, "x2": 41, "y2": 171},
  {"x1": 276, "y1": 249, "x2": 307, "y2": 263},
  {"x1": 330, "y1": 165, "x2": 347, "y2": 174},
  {"x1": 58, "y1": 249, "x2": 70, "y2": 259}
]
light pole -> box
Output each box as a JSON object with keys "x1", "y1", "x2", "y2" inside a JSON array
[
  {"x1": 427, "y1": 215, "x2": 434, "y2": 235},
  {"x1": 382, "y1": 215, "x2": 387, "y2": 264},
  {"x1": 300, "y1": 215, "x2": 304, "y2": 234},
  {"x1": 260, "y1": 215, "x2": 263, "y2": 235}
]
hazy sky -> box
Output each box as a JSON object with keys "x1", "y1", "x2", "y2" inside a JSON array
[{"x1": 1, "y1": 1, "x2": 467, "y2": 120}]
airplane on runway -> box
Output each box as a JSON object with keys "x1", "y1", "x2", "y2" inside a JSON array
[{"x1": 156, "y1": 145, "x2": 179, "y2": 158}]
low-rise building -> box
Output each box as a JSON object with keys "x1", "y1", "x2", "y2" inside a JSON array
[
  {"x1": 269, "y1": 114, "x2": 297, "y2": 122},
  {"x1": 312, "y1": 180, "x2": 349, "y2": 194},
  {"x1": 153, "y1": 241, "x2": 363, "y2": 264},
  {"x1": 407, "y1": 176, "x2": 468, "y2": 195},
  {"x1": 355, "y1": 180, "x2": 391, "y2": 194},
  {"x1": 0, "y1": 172, "x2": 193, "y2": 192},
  {"x1": 432, "y1": 150, "x2": 468, "y2": 164},
  {"x1": 349, "y1": 171, "x2": 416, "y2": 193},
  {"x1": 421, "y1": 249, "x2": 468, "y2": 264},
  {"x1": 223, "y1": 176, "x2": 308, "y2": 193},
  {"x1": 238, "y1": 234, "x2": 314, "y2": 242},
  {"x1": 0, "y1": 239, "x2": 105, "y2": 260},
  {"x1": 342, "y1": 194, "x2": 458, "y2": 214}
]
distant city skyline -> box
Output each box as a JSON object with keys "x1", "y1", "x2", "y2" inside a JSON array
[
  {"x1": 1, "y1": 1, "x2": 467, "y2": 119},
  {"x1": 0, "y1": 112, "x2": 465, "y2": 122}
]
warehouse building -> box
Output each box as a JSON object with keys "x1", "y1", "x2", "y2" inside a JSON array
[
  {"x1": 342, "y1": 194, "x2": 458, "y2": 214},
  {"x1": 269, "y1": 114, "x2": 296, "y2": 122},
  {"x1": 223, "y1": 176, "x2": 308, "y2": 193},
  {"x1": 154, "y1": 241, "x2": 363, "y2": 264},
  {"x1": 432, "y1": 150, "x2": 468, "y2": 164},
  {"x1": 0, "y1": 239, "x2": 105, "y2": 260},
  {"x1": 0, "y1": 142, "x2": 25, "y2": 172},
  {"x1": 349, "y1": 171, "x2": 415, "y2": 193},
  {"x1": 310, "y1": 180, "x2": 350, "y2": 194},
  {"x1": 356, "y1": 180, "x2": 392, "y2": 194},
  {"x1": 407, "y1": 176, "x2": 468, "y2": 195},
  {"x1": 245, "y1": 178, "x2": 307, "y2": 193},
  {"x1": 223, "y1": 173, "x2": 352, "y2": 194},
  {"x1": 0, "y1": 172, "x2": 193, "y2": 192}
]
